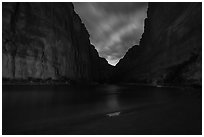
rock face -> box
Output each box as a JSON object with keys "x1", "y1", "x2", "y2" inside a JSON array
[
  {"x1": 115, "y1": 3, "x2": 202, "y2": 86},
  {"x1": 2, "y1": 2, "x2": 112, "y2": 83}
]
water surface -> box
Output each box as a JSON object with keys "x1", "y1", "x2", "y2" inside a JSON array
[{"x1": 2, "y1": 84, "x2": 202, "y2": 135}]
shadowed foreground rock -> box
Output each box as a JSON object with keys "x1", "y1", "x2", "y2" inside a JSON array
[
  {"x1": 2, "y1": 2, "x2": 113, "y2": 84},
  {"x1": 115, "y1": 3, "x2": 201, "y2": 86}
]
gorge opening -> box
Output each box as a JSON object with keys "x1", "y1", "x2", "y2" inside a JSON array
[{"x1": 73, "y1": 2, "x2": 148, "y2": 66}]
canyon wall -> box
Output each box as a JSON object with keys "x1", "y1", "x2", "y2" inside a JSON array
[
  {"x1": 115, "y1": 3, "x2": 202, "y2": 86},
  {"x1": 2, "y1": 2, "x2": 112, "y2": 83}
]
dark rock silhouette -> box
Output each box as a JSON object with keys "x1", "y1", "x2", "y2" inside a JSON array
[
  {"x1": 115, "y1": 2, "x2": 202, "y2": 86},
  {"x1": 2, "y1": 2, "x2": 112, "y2": 84}
]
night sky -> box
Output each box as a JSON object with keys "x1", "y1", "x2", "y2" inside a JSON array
[{"x1": 73, "y1": 2, "x2": 148, "y2": 66}]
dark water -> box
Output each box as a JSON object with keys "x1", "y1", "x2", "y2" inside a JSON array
[{"x1": 2, "y1": 84, "x2": 202, "y2": 135}]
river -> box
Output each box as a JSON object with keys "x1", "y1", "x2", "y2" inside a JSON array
[{"x1": 2, "y1": 84, "x2": 202, "y2": 135}]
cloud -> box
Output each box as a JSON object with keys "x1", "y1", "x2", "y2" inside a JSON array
[{"x1": 74, "y1": 2, "x2": 147, "y2": 66}]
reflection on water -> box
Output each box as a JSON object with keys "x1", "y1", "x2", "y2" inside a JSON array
[
  {"x1": 105, "y1": 85, "x2": 120, "y2": 94},
  {"x1": 106, "y1": 94, "x2": 120, "y2": 111},
  {"x1": 106, "y1": 111, "x2": 121, "y2": 117},
  {"x1": 2, "y1": 84, "x2": 201, "y2": 134}
]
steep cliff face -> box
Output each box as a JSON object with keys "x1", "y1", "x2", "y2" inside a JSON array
[
  {"x1": 2, "y1": 2, "x2": 111, "y2": 83},
  {"x1": 115, "y1": 3, "x2": 202, "y2": 86}
]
